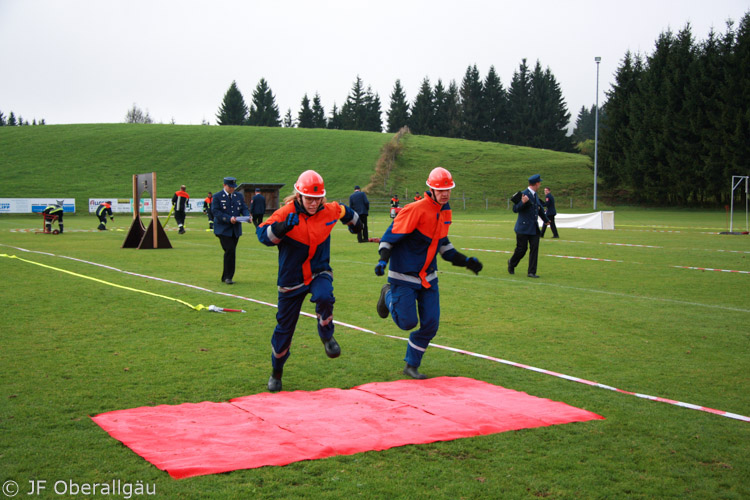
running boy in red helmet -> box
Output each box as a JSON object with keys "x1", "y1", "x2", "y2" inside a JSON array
[
  {"x1": 258, "y1": 170, "x2": 363, "y2": 392},
  {"x1": 374, "y1": 167, "x2": 483, "y2": 379}
]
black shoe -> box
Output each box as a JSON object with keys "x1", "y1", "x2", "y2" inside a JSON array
[
  {"x1": 377, "y1": 284, "x2": 390, "y2": 318},
  {"x1": 322, "y1": 336, "x2": 341, "y2": 358},
  {"x1": 268, "y1": 371, "x2": 283, "y2": 392},
  {"x1": 179, "y1": 227, "x2": 185, "y2": 234},
  {"x1": 403, "y1": 363, "x2": 427, "y2": 380},
  {"x1": 527, "y1": 273, "x2": 540, "y2": 278},
  {"x1": 552, "y1": 236, "x2": 559, "y2": 239},
  {"x1": 223, "y1": 278, "x2": 234, "y2": 284},
  {"x1": 507, "y1": 259, "x2": 515, "y2": 275}
]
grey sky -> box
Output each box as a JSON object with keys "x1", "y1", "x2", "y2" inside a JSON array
[{"x1": 1, "y1": 0, "x2": 747, "y2": 128}]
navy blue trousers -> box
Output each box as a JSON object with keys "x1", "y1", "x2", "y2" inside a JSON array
[
  {"x1": 271, "y1": 273, "x2": 335, "y2": 372},
  {"x1": 385, "y1": 281, "x2": 440, "y2": 368}
]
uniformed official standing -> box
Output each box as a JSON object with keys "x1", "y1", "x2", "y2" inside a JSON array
[
  {"x1": 540, "y1": 186, "x2": 559, "y2": 238},
  {"x1": 212, "y1": 177, "x2": 250, "y2": 284},
  {"x1": 348, "y1": 185, "x2": 369, "y2": 242},
  {"x1": 508, "y1": 174, "x2": 550, "y2": 278},
  {"x1": 250, "y1": 188, "x2": 266, "y2": 227},
  {"x1": 375, "y1": 167, "x2": 483, "y2": 379}
]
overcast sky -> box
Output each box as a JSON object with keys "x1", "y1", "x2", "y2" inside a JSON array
[{"x1": 1, "y1": 0, "x2": 747, "y2": 128}]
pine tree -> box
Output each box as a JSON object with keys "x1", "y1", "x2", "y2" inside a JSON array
[
  {"x1": 341, "y1": 76, "x2": 367, "y2": 130},
  {"x1": 125, "y1": 104, "x2": 153, "y2": 124},
  {"x1": 446, "y1": 80, "x2": 462, "y2": 138},
  {"x1": 409, "y1": 77, "x2": 434, "y2": 135},
  {"x1": 528, "y1": 62, "x2": 573, "y2": 152},
  {"x1": 8, "y1": 112, "x2": 17, "y2": 126},
  {"x1": 482, "y1": 65, "x2": 508, "y2": 142},
  {"x1": 386, "y1": 79, "x2": 410, "y2": 133},
  {"x1": 507, "y1": 59, "x2": 533, "y2": 146},
  {"x1": 298, "y1": 94, "x2": 314, "y2": 128},
  {"x1": 722, "y1": 13, "x2": 750, "y2": 197},
  {"x1": 572, "y1": 105, "x2": 597, "y2": 142},
  {"x1": 0, "y1": 111, "x2": 5, "y2": 126},
  {"x1": 247, "y1": 78, "x2": 281, "y2": 127},
  {"x1": 432, "y1": 79, "x2": 450, "y2": 137},
  {"x1": 216, "y1": 81, "x2": 248, "y2": 126},
  {"x1": 459, "y1": 64, "x2": 484, "y2": 140},
  {"x1": 311, "y1": 93, "x2": 327, "y2": 128},
  {"x1": 283, "y1": 108, "x2": 295, "y2": 128},
  {"x1": 328, "y1": 103, "x2": 343, "y2": 130},
  {"x1": 364, "y1": 86, "x2": 383, "y2": 132}
]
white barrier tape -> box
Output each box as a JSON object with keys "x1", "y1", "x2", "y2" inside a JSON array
[
  {"x1": 2, "y1": 243, "x2": 748, "y2": 423},
  {"x1": 546, "y1": 254, "x2": 623, "y2": 263},
  {"x1": 602, "y1": 242, "x2": 662, "y2": 248},
  {"x1": 674, "y1": 266, "x2": 750, "y2": 275}
]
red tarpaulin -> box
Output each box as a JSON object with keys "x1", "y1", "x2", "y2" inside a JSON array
[{"x1": 92, "y1": 377, "x2": 604, "y2": 479}]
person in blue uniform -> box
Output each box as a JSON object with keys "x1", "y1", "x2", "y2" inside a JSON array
[
  {"x1": 507, "y1": 174, "x2": 550, "y2": 278},
  {"x1": 212, "y1": 177, "x2": 250, "y2": 284},
  {"x1": 172, "y1": 185, "x2": 190, "y2": 234},
  {"x1": 540, "y1": 186, "x2": 559, "y2": 238},
  {"x1": 374, "y1": 167, "x2": 483, "y2": 379},
  {"x1": 250, "y1": 188, "x2": 266, "y2": 227},
  {"x1": 348, "y1": 185, "x2": 370, "y2": 242},
  {"x1": 43, "y1": 201, "x2": 64, "y2": 233},
  {"x1": 257, "y1": 170, "x2": 362, "y2": 392},
  {"x1": 96, "y1": 201, "x2": 114, "y2": 230}
]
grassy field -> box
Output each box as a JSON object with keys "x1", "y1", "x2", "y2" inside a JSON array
[
  {"x1": 1, "y1": 207, "x2": 748, "y2": 499},
  {"x1": 0, "y1": 124, "x2": 595, "y2": 211}
]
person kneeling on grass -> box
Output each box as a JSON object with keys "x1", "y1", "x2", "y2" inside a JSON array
[
  {"x1": 257, "y1": 169, "x2": 363, "y2": 392},
  {"x1": 374, "y1": 167, "x2": 483, "y2": 380}
]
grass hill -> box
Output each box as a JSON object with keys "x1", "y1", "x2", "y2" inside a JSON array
[{"x1": 0, "y1": 124, "x2": 594, "y2": 211}]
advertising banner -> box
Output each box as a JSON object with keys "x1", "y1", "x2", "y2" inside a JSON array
[
  {"x1": 0, "y1": 198, "x2": 76, "y2": 214},
  {"x1": 88, "y1": 198, "x2": 205, "y2": 214}
]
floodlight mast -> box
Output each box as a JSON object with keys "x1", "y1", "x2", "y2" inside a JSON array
[{"x1": 593, "y1": 56, "x2": 601, "y2": 211}]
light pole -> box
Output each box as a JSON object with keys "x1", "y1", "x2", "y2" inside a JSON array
[{"x1": 593, "y1": 56, "x2": 601, "y2": 211}]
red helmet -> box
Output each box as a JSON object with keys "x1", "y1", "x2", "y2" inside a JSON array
[
  {"x1": 294, "y1": 170, "x2": 326, "y2": 197},
  {"x1": 426, "y1": 167, "x2": 455, "y2": 190}
]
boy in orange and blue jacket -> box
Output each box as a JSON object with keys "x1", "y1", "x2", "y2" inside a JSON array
[
  {"x1": 375, "y1": 167, "x2": 483, "y2": 379},
  {"x1": 258, "y1": 170, "x2": 362, "y2": 392}
]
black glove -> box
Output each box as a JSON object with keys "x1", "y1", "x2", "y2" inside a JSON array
[
  {"x1": 466, "y1": 257, "x2": 483, "y2": 275},
  {"x1": 374, "y1": 260, "x2": 387, "y2": 276},
  {"x1": 348, "y1": 219, "x2": 363, "y2": 234},
  {"x1": 275, "y1": 212, "x2": 299, "y2": 237}
]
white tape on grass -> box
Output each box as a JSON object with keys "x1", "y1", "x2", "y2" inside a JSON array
[{"x1": 2, "y1": 243, "x2": 748, "y2": 423}]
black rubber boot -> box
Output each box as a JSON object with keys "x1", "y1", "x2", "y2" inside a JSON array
[
  {"x1": 403, "y1": 363, "x2": 427, "y2": 380},
  {"x1": 267, "y1": 370, "x2": 283, "y2": 392}
]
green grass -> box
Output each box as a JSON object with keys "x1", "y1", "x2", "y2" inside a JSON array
[
  {"x1": 0, "y1": 124, "x2": 595, "y2": 211},
  {"x1": 1, "y1": 208, "x2": 748, "y2": 499}
]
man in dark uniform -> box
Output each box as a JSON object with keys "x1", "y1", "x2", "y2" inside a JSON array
[
  {"x1": 508, "y1": 174, "x2": 549, "y2": 278},
  {"x1": 172, "y1": 185, "x2": 189, "y2": 234},
  {"x1": 250, "y1": 188, "x2": 266, "y2": 227},
  {"x1": 203, "y1": 191, "x2": 214, "y2": 231},
  {"x1": 43, "y1": 200, "x2": 64, "y2": 233},
  {"x1": 348, "y1": 185, "x2": 370, "y2": 242},
  {"x1": 96, "y1": 201, "x2": 114, "y2": 230},
  {"x1": 540, "y1": 187, "x2": 559, "y2": 238},
  {"x1": 212, "y1": 177, "x2": 250, "y2": 284}
]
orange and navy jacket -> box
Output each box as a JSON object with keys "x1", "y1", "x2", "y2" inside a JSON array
[
  {"x1": 172, "y1": 190, "x2": 189, "y2": 212},
  {"x1": 414, "y1": 194, "x2": 422, "y2": 201},
  {"x1": 96, "y1": 203, "x2": 112, "y2": 218},
  {"x1": 379, "y1": 196, "x2": 456, "y2": 289},
  {"x1": 257, "y1": 199, "x2": 359, "y2": 291},
  {"x1": 203, "y1": 196, "x2": 212, "y2": 213}
]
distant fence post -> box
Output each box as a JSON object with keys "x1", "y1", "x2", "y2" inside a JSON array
[
  {"x1": 462, "y1": 192, "x2": 466, "y2": 210},
  {"x1": 570, "y1": 197, "x2": 573, "y2": 208}
]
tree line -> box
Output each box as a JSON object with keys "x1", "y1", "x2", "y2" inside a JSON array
[
  {"x1": 0, "y1": 110, "x2": 45, "y2": 126},
  {"x1": 599, "y1": 12, "x2": 750, "y2": 205},
  {"x1": 215, "y1": 60, "x2": 576, "y2": 153}
]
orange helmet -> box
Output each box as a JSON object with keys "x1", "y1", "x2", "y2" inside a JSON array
[
  {"x1": 294, "y1": 170, "x2": 326, "y2": 197},
  {"x1": 426, "y1": 167, "x2": 455, "y2": 190}
]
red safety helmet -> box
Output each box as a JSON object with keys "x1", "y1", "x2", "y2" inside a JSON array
[
  {"x1": 426, "y1": 167, "x2": 455, "y2": 190},
  {"x1": 294, "y1": 170, "x2": 326, "y2": 197}
]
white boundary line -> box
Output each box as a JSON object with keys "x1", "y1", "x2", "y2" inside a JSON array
[{"x1": 2, "y1": 243, "x2": 748, "y2": 423}]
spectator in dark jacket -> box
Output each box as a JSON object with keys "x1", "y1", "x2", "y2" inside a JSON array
[
  {"x1": 250, "y1": 188, "x2": 267, "y2": 227},
  {"x1": 348, "y1": 185, "x2": 370, "y2": 242},
  {"x1": 540, "y1": 187, "x2": 559, "y2": 238}
]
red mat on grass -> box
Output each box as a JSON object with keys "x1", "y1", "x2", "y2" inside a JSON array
[{"x1": 92, "y1": 377, "x2": 603, "y2": 479}]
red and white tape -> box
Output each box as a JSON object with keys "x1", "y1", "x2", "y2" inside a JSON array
[
  {"x1": 2, "y1": 243, "x2": 748, "y2": 423},
  {"x1": 674, "y1": 266, "x2": 750, "y2": 274}
]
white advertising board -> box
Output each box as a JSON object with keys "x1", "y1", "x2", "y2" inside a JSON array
[{"x1": 0, "y1": 198, "x2": 76, "y2": 214}]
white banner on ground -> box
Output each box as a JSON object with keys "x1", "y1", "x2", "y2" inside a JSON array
[
  {"x1": 0, "y1": 198, "x2": 76, "y2": 214},
  {"x1": 88, "y1": 198, "x2": 205, "y2": 214},
  {"x1": 539, "y1": 211, "x2": 615, "y2": 230}
]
